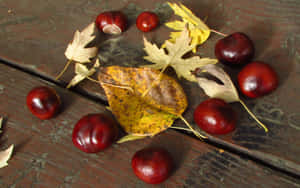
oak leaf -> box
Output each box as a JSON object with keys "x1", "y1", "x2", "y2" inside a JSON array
[
  {"x1": 98, "y1": 66, "x2": 187, "y2": 136},
  {"x1": 143, "y1": 27, "x2": 217, "y2": 82},
  {"x1": 196, "y1": 64, "x2": 239, "y2": 103},
  {"x1": 64, "y1": 22, "x2": 98, "y2": 63},
  {"x1": 67, "y1": 59, "x2": 100, "y2": 88},
  {"x1": 164, "y1": 2, "x2": 211, "y2": 53}
]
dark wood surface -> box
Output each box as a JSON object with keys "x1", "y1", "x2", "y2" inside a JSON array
[
  {"x1": 0, "y1": 64, "x2": 299, "y2": 187},
  {"x1": 0, "y1": 0, "x2": 300, "y2": 186}
]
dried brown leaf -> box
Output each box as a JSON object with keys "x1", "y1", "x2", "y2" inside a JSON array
[
  {"x1": 64, "y1": 22, "x2": 98, "y2": 63},
  {"x1": 67, "y1": 59, "x2": 100, "y2": 88},
  {"x1": 196, "y1": 64, "x2": 239, "y2": 103},
  {"x1": 0, "y1": 145, "x2": 14, "y2": 168}
]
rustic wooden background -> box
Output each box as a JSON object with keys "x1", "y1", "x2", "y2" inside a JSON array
[{"x1": 0, "y1": 0, "x2": 299, "y2": 187}]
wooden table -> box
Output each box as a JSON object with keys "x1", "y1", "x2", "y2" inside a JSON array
[{"x1": 0, "y1": 0, "x2": 299, "y2": 187}]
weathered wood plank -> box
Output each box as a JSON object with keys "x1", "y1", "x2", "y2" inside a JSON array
[
  {"x1": 0, "y1": 0, "x2": 300, "y2": 175},
  {"x1": 0, "y1": 64, "x2": 299, "y2": 187}
]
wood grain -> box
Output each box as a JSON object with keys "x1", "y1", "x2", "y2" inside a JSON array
[
  {"x1": 0, "y1": 0, "x2": 299, "y2": 176},
  {"x1": 0, "y1": 64, "x2": 299, "y2": 187}
]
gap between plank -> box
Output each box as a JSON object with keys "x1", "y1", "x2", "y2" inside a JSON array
[{"x1": 0, "y1": 58, "x2": 108, "y2": 106}]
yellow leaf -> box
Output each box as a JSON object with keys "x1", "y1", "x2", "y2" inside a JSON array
[
  {"x1": 196, "y1": 64, "x2": 240, "y2": 103},
  {"x1": 98, "y1": 66, "x2": 187, "y2": 136},
  {"x1": 143, "y1": 27, "x2": 217, "y2": 82},
  {"x1": 64, "y1": 22, "x2": 98, "y2": 63},
  {"x1": 164, "y1": 2, "x2": 211, "y2": 53},
  {"x1": 117, "y1": 135, "x2": 147, "y2": 143},
  {"x1": 67, "y1": 59, "x2": 100, "y2": 88},
  {"x1": 165, "y1": 20, "x2": 185, "y2": 30},
  {"x1": 0, "y1": 145, "x2": 14, "y2": 168}
]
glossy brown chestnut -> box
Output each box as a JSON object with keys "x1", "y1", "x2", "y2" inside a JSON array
[
  {"x1": 132, "y1": 147, "x2": 173, "y2": 184},
  {"x1": 238, "y1": 61, "x2": 278, "y2": 98},
  {"x1": 95, "y1": 11, "x2": 127, "y2": 35},
  {"x1": 215, "y1": 32, "x2": 255, "y2": 66},
  {"x1": 72, "y1": 114, "x2": 118, "y2": 153},
  {"x1": 193, "y1": 98, "x2": 236, "y2": 134},
  {"x1": 136, "y1": 11, "x2": 159, "y2": 32},
  {"x1": 26, "y1": 86, "x2": 60, "y2": 120}
]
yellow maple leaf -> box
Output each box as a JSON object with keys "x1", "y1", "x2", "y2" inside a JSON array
[
  {"x1": 143, "y1": 27, "x2": 217, "y2": 82},
  {"x1": 164, "y1": 2, "x2": 211, "y2": 53}
]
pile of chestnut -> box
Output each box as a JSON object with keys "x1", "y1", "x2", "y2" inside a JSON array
[
  {"x1": 25, "y1": 10, "x2": 278, "y2": 184},
  {"x1": 194, "y1": 32, "x2": 278, "y2": 134},
  {"x1": 95, "y1": 11, "x2": 159, "y2": 34},
  {"x1": 26, "y1": 87, "x2": 172, "y2": 184}
]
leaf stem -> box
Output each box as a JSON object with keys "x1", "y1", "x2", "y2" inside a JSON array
[
  {"x1": 210, "y1": 29, "x2": 227, "y2": 37},
  {"x1": 86, "y1": 76, "x2": 100, "y2": 83},
  {"x1": 141, "y1": 64, "x2": 169, "y2": 98},
  {"x1": 87, "y1": 76, "x2": 133, "y2": 92},
  {"x1": 178, "y1": 115, "x2": 207, "y2": 139},
  {"x1": 239, "y1": 99, "x2": 269, "y2": 132},
  {"x1": 170, "y1": 126, "x2": 193, "y2": 132},
  {"x1": 55, "y1": 59, "x2": 73, "y2": 80}
]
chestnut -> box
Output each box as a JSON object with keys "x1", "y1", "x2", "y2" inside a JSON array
[
  {"x1": 238, "y1": 61, "x2": 278, "y2": 98},
  {"x1": 215, "y1": 32, "x2": 255, "y2": 66},
  {"x1": 72, "y1": 113, "x2": 118, "y2": 153},
  {"x1": 132, "y1": 147, "x2": 173, "y2": 184},
  {"x1": 26, "y1": 86, "x2": 61, "y2": 120},
  {"x1": 136, "y1": 11, "x2": 159, "y2": 32},
  {"x1": 95, "y1": 11, "x2": 127, "y2": 35},
  {"x1": 193, "y1": 98, "x2": 236, "y2": 134}
]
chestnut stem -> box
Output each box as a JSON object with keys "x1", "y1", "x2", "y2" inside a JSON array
[
  {"x1": 178, "y1": 115, "x2": 207, "y2": 139},
  {"x1": 55, "y1": 59, "x2": 73, "y2": 80},
  {"x1": 239, "y1": 99, "x2": 269, "y2": 132},
  {"x1": 210, "y1": 29, "x2": 227, "y2": 37}
]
